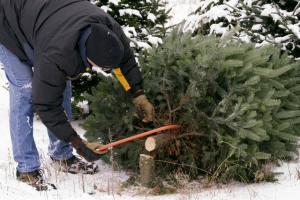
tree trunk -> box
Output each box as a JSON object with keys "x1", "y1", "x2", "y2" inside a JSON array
[
  {"x1": 145, "y1": 134, "x2": 176, "y2": 151},
  {"x1": 139, "y1": 154, "x2": 155, "y2": 188}
]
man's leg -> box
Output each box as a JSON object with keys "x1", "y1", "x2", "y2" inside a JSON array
[
  {"x1": 47, "y1": 80, "x2": 74, "y2": 159},
  {"x1": 0, "y1": 44, "x2": 40, "y2": 172}
]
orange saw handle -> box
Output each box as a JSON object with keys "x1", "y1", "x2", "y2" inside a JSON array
[{"x1": 97, "y1": 124, "x2": 181, "y2": 151}]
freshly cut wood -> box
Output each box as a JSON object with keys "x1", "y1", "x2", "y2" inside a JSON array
[
  {"x1": 145, "y1": 134, "x2": 175, "y2": 151},
  {"x1": 139, "y1": 154, "x2": 154, "y2": 187}
]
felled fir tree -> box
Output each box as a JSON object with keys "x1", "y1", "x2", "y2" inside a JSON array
[{"x1": 82, "y1": 26, "x2": 300, "y2": 184}]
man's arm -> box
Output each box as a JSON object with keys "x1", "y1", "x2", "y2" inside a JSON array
[
  {"x1": 32, "y1": 60, "x2": 107, "y2": 162},
  {"x1": 32, "y1": 69, "x2": 77, "y2": 142},
  {"x1": 106, "y1": 18, "x2": 143, "y2": 95},
  {"x1": 108, "y1": 20, "x2": 154, "y2": 122}
]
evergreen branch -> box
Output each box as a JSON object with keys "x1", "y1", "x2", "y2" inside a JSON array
[
  {"x1": 132, "y1": 126, "x2": 152, "y2": 131},
  {"x1": 208, "y1": 141, "x2": 238, "y2": 185},
  {"x1": 161, "y1": 65, "x2": 174, "y2": 123},
  {"x1": 250, "y1": 5, "x2": 267, "y2": 15},
  {"x1": 177, "y1": 131, "x2": 206, "y2": 139},
  {"x1": 242, "y1": 29, "x2": 276, "y2": 44},
  {"x1": 224, "y1": 3, "x2": 240, "y2": 13},
  {"x1": 239, "y1": 1, "x2": 253, "y2": 15},
  {"x1": 293, "y1": 1, "x2": 300, "y2": 15},
  {"x1": 163, "y1": 92, "x2": 172, "y2": 122},
  {"x1": 164, "y1": 94, "x2": 181, "y2": 123},
  {"x1": 171, "y1": 106, "x2": 182, "y2": 114},
  {"x1": 273, "y1": 4, "x2": 298, "y2": 40},
  {"x1": 211, "y1": 84, "x2": 234, "y2": 118}
]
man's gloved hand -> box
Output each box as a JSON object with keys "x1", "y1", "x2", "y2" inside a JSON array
[
  {"x1": 70, "y1": 135, "x2": 107, "y2": 162},
  {"x1": 132, "y1": 92, "x2": 154, "y2": 122}
]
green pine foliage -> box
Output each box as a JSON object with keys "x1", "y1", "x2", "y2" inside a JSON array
[
  {"x1": 82, "y1": 26, "x2": 300, "y2": 183},
  {"x1": 82, "y1": 73, "x2": 135, "y2": 142},
  {"x1": 81, "y1": 72, "x2": 146, "y2": 170},
  {"x1": 71, "y1": 70, "x2": 102, "y2": 119}
]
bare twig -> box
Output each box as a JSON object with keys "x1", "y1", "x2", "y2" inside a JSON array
[
  {"x1": 132, "y1": 126, "x2": 152, "y2": 131},
  {"x1": 109, "y1": 128, "x2": 116, "y2": 200},
  {"x1": 177, "y1": 131, "x2": 205, "y2": 138},
  {"x1": 81, "y1": 173, "x2": 84, "y2": 192}
]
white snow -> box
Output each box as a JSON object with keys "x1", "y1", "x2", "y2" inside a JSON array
[
  {"x1": 119, "y1": 9, "x2": 142, "y2": 18},
  {"x1": 108, "y1": 0, "x2": 121, "y2": 6},
  {"x1": 288, "y1": 23, "x2": 300, "y2": 39},
  {"x1": 147, "y1": 35, "x2": 163, "y2": 46},
  {"x1": 147, "y1": 13, "x2": 157, "y2": 23}
]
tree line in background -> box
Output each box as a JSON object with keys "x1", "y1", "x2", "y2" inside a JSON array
[
  {"x1": 73, "y1": 0, "x2": 300, "y2": 188},
  {"x1": 184, "y1": 0, "x2": 300, "y2": 59}
]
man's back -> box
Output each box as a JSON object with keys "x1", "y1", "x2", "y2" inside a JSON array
[{"x1": 0, "y1": 0, "x2": 94, "y2": 62}]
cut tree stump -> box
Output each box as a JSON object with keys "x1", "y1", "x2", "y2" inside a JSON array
[
  {"x1": 139, "y1": 154, "x2": 155, "y2": 187},
  {"x1": 145, "y1": 134, "x2": 176, "y2": 151}
]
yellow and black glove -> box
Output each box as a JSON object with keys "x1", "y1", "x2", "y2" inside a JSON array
[{"x1": 132, "y1": 90, "x2": 154, "y2": 122}]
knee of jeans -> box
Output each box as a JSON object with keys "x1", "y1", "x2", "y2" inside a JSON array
[
  {"x1": 9, "y1": 81, "x2": 33, "y2": 102},
  {"x1": 9, "y1": 80, "x2": 33, "y2": 91},
  {"x1": 5, "y1": 72, "x2": 33, "y2": 88}
]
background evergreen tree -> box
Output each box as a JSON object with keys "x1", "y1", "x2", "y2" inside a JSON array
[
  {"x1": 71, "y1": 0, "x2": 171, "y2": 119},
  {"x1": 71, "y1": 70, "x2": 102, "y2": 119},
  {"x1": 184, "y1": 0, "x2": 300, "y2": 59},
  {"x1": 95, "y1": 0, "x2": 171, "y2": 52},
  {"x1": 82, "y1": 26, "x2": 300, "y2": 184}
]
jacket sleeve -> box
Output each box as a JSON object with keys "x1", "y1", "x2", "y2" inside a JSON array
[
  {"x1": 108, "y1": 19, "x2": 143, "y2": 95},
  {"x1": 32, "y1": 54, "x2": 77, "y2": 143}
]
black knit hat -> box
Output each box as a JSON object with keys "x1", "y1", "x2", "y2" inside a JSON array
[{"x1": 86, "y1": 24, "x2": 124, "y2": 68}]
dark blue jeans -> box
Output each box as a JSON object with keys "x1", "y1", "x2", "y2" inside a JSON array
[{"x1": 0, "y1": 44, "x2": 73, "y2": 173}]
